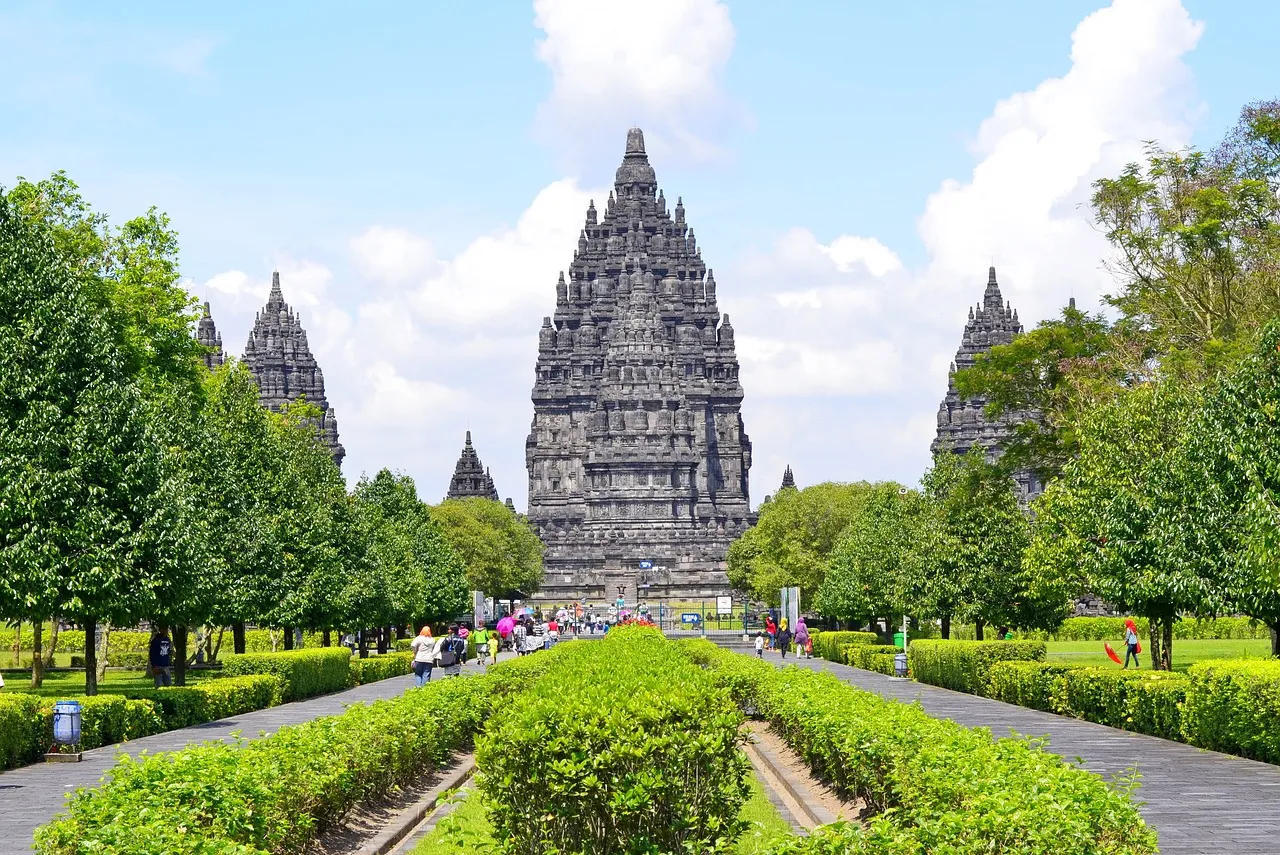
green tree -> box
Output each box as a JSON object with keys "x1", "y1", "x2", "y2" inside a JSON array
[
  {"x1": 1025, "y1": 382, "x2": 1214, "y2": 668},
  {"x1": 430, "y1": 498, "x2": 544, "y2": 600},
  {"x1": 726, "y1": 482, "x2": 878, "y2": 605},
  {"x1": 954, "y1": 302, "x2": 1118, "y2": 484},
  {"x1": 0, "y1": 191, "x2": 169, "y2": 694}
]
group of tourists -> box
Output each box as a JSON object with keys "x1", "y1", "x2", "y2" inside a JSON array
[
  {"x1": 754, "y1": 616, "x2": 812, "y2": 659},
  {"x1": 408, "y1": 624, "x2": 471, "y2": 686}
]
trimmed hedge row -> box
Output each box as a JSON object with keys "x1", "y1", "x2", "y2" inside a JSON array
[
  {"x1": 123, "y1": 675, "x2": 285, "y2": 730},
  {"x1": 34, "y1": 673, "x2": 495, "y2": 855},
  {"x1": 222, "y1": 648, "x2": 352, "y2": 702},
  {"x1": 348, "y1": 651, "x2": 413, "y2": 686},
  {"x1": 681, "y1": 641, "x2": 1157, "y2": 855},
  {"x1": 844, "y1": 644, "x2": 901, "y2": 675},
  {"x1": 984, "y1": 661, "x2": 1079, "y2": 712},
  {"x1": 1054, "y1": 669, "x2": 1187, "y2": 742},
  {"x1": 477, "y1": 628, "x2": 750, "y2": 854},
  {"x1": 1023, "y1": 616, "x2": 1270, "y2": 641},
  {"x1": 1183, "y1": 659, "x2": 1280, "y2": 763},
  {"x1": 810, "y1": 630, "x2": 879, "y2": 663},
  {"x1": 907, "y1": 639, "x2": 1046, "y2": 694},
  {"x1": 0, "y1": 694, "x2": 45, "y2": 769}
]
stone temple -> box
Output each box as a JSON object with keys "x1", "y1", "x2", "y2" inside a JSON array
[
  {"x1": 244, "y1": 272, "x2": 345, "y2": 467},
  {"x1": 445, "y1": 431, "x2": 501, "y2": 502},
  {"x1": 931, "y1": 266, "x2": 1039, "y2": 499},
  {"x1": 197, "y1": 303, "x2": 225, "y2": 370},
  {"x1": 526, "y1": 128, "x2": 755, "y2": 605}
]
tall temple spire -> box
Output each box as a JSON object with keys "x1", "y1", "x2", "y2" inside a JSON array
[
  {"x1": 446, "y1": 431, "x2": 500, "y2": 501},
  {"x1": 197, "y1": 302, "x2": 225, "y2": 370},
  {"x1": 932, "y1": 265, "x2": 1037, "y2": 498},
  {"x1": 526, "y1": 127, "x2": 754, "y2": 604},
  {"x1": 779, "y1": 465, "x2": 796, "y2": 492},
  {"x1": 243, "y1": 272, "x2": 345, "y2": 467}
]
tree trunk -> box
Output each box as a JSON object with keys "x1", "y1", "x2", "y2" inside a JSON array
[
  {"x1": 210, "y1": 627, "x2": 224, "y2": 663},
  {"x1": 941, "y1": 615, "x2": 952, "y2": 640},
  {"x1": 358, "y1": 630, "x2": 369, "y2": 660},
  {"x1": 45, "y1": 622, "x2": 60, "y2": 670},
  {"x1": 1147, "y1": 617, "x2": 1159, "y2": 670},
  {"x1": 377, "y1": 626, "x2": 389, "y2": 655},
  {"x1": 233, "y1": 622, "x2": 246, "y2": 655},
  {"x1": 84, "y1": 618, "x2": 98, "y2": 696},
  {"x1": 31, "y1": 620, "x2": 44, "y2": 689},
  {"x1": 1270, "y1": 623, "x2": 1279, "y2": 658},
  {"x1": 1161, "y1": 615, "x2": 1173, "y2": 671},
  {"x1": 975, "y1": 619, "x2": 985, "y2": 642},
  {"x1": 11, "y1": 619, "x2": 20, "y2": 667},
  {"x1": 322, "y1": 629, "x2": 331, "y2": 648},
  {"x1": 283, "y1": 627, "x2": 294, "y2": 651},
  {"x1": 173, "y1": 626, "x2": 188, "y2": 686},
  {"x1": 96, "y1": 624, "x2": 110, "y2": 684}
]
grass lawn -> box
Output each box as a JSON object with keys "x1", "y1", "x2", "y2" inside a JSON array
[
  {"x1": 1045, "y1": 638, "x2": 1274, "y2": 672},
  {"x1": 414, "y1": 766, "x2": 793, "y2": 854},
  {"x1": 0, "y1": 668, "x2": 219, "y2": 698}
]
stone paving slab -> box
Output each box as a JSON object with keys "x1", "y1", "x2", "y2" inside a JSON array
[
  {"x1": 723, "y1": 642, "x2": 1280, "y2": 855},
  {"x1": 0, "y1": 658, "x2": 495, "y2": 854}
]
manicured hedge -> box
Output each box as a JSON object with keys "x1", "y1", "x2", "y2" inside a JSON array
[
  {"x1": 1183, "y1": 659, "x2": 1280, "y2": 763},
  {"x1": 34, "y1": 673, "x2": 494, "y2": 855},
  {"x1": 1024, "y1": 616, "x2": 1270, "y2": 641},
  {"x1": 844, "y1": 644, "x2": 901, "y2": 675},
  {"x1": 36, "y1": 695, "x2": 164, "y2": 752},
  {"x1": 985, "y1": 661, "x2": 1079, "y2": 712},
  {"x1": 684, "y1": 641, "x2": 1156, "y2": 855},
  {"x1": 0, "y1": 694, "x2": 45, "y2": 769},
  {"x1": 124, "y1": 675, "x2": 285, "y2": 730},
  {"x1": 908, "y1": 639, "x2": 1046, "y2": 695},
  {"x1": 477, "y1": 628, "x2": 750, "y2": 854},
  {"x1": 221, "y1": 647, "x2": 351, "y2": 702},
  {"x1": 811, "y1": 630, "x2": 879, "y2": 663},
  {"x1": 348, "y1": 651, "x2": 413, "y2": 686},
  {"x1": 1053, "y1": 669, "x2": 1187, "y2": 742}
]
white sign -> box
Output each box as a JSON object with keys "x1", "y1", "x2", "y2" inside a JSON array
[{"x1": 716, "y1": 595, "x2": 733, "y2": 616}]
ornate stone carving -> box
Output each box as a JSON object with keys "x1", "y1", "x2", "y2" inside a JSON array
[
  {"x1": 197, "y1": 302, "x2": 224, "y2": 370},
  {"x1": 243, "y1": 272, "x2": 345, "y2": 467},
  {"x1": 931, "y1": 267, "x2": 1039, "y2": 499},
  {"x1": 526, "y1": 128, "x2": 755, "y2": 604}
]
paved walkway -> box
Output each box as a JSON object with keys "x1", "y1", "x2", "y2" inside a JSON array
[
  {"x1": 725, "y1": 643, "x2": 1280, "y2": 855},
  {"x1": 0, "y1": 657, "x2": 500, "y2": 854}
]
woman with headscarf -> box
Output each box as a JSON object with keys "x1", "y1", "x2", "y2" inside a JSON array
[
  {"x1": 777, "y1": 621, "x2": 793, "y2": 659},
  {"x1": 794, "y1": 617, "x2": 810, "y2": 659},
  {"x1": 410, "y1": 626, "x2": 434, "y2": 686}
]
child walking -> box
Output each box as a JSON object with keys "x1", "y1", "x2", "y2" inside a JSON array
[{"x1": 754, "y1": 632, "x2": 765, "y2": 657}]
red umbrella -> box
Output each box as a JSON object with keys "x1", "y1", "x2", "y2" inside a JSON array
[{"x1": 497, "y1": 616, "x2": 516, "y2": 637}]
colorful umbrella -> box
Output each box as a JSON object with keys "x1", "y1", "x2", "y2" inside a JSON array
[{"x1": 496, "y1": 616, "x2": 515, "y2": 637}]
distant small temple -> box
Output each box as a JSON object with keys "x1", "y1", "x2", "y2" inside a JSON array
[
  {"x1": 446, "y1": 431, "x2": 501, "y2": 502},
  {"x1": 778, "y1": 464, "x2": 796, "y2": 492}
]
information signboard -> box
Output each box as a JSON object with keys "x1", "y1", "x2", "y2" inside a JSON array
[{"x1": 716, "y1": 595, "x2": 733, "y2": 616}]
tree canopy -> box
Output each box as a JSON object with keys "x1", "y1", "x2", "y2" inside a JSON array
[{"x1": 429, "y1": 498, "x2": 544, "y2": 600}]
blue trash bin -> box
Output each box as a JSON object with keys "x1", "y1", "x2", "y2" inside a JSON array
[{"x1": 52, "y1": 700, "x2": 82, "y2": 746}]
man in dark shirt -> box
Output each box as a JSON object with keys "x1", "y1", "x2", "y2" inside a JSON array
[{"x1": 149, "y1": 629, "x2": 173, "y2": 687}]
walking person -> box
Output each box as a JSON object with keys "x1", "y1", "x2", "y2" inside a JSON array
[
  {"x1": 765, "y1": 615, "x2": 777, "y2": 650},
  {"x1": 754, "y1": 632, "x2": 765, "y2": 658},
  {"x1": 410, "y1": 626, "x2": 435, "y2": 686},
  {"x1": 778, "y1": 623, "x2": 793, "y2": 659},
  {"x1": 1123, "y1": 621, "x2": 1141, "y2": 669},
  {"x1": 794, "y1": 617, "x2": 810, "y2": 659},
  {"x1": 434, "y1": 625, "x2": 464, "y2": 677},
  {"x1": 474, "y1": 625, "x2": 495, "y2": 665},
  {"x1": 513, "y1": 619, "x2": 529, "y2": 656},
  {"x1": 148, "y1": 628, "x2": 174, "y2": 688}
]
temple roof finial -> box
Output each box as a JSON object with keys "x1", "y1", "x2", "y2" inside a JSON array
[{"x1": 625, "y1": 127, "x2": 646, "y2": 156}]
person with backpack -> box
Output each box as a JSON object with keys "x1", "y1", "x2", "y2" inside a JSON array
[
  {"x1": 149, "y1": 628, "x2": 174, "y2": 688},
  {"x1": 434, "y1": 625, "x2": 464, "y2": 677}
]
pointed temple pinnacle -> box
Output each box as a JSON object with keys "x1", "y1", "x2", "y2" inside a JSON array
[
  {"x1": 202, "y1": 301, "x2": 212, "y2": 318},
  {"x1": 625, "y1": 127, "x2": 646, "y2": 156},
  {"x1": 465, "y1": 430, "x2": 472, "y2": 445},
  {"x1": 269, "y1": 271, "x2": 283, "y2": 302}
]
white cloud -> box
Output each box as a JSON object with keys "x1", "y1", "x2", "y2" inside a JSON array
[
  {"x1": 349, "y1": 226, "x2": 438, "y2": 286},
  {"x1": 731, "y1": 0, "x2": 1205, "y2": 491},
  {"x1": 532, "y1": 0, "x2": 741, "y2": 169}
]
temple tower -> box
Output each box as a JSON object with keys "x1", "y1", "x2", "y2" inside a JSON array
[
  {"x1": 779, "y1": 465, "x2": 796, "y2": 492},
  {"x1": 446, "y1": 431, "x2": 502, "y2": 502},
  {"x1": 526, "y1": 127, "x2": 755, "y2": 605},
  {"x1": 243, "y1": 272, "x2": 345, "y2": 467},
  {"x1": 197, "y1": 302, "x2": 225, "y2": 370},
  {"x1": 931, "y1": 266, "x2": 1039, "y2": 498}
]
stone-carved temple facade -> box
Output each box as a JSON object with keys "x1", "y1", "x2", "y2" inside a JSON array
[
  {"x1": 446, "y1": 431, "x2": 501, "y2": 502},
  {"x1": 526, "y1": 128, "x2": 755, "y2": 605},
  {"x1": 244, "y1": 272, "x2": 346, "y2": 467},
  {"x1": 931, "y1": 267, "x2": 1039, "y2": 499},
  {"x1": 197, "y1": 302, "x2": 225, "y2": 370}
]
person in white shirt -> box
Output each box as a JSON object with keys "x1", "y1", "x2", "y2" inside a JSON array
[{"x1": 409, "y1": 626, "x2": 435, "y2": 686}]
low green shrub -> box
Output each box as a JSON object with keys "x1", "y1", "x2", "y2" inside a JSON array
[
  {"x1": 908, "y1": 639, "x2": 1045, "y2": 695},
  {"x1": 984, "y1": 661, "x2": 1078, "y2": 712},
  {"x1": 1183, "y1": 659, "x2": 1280, "y2": 763},
  {"x1": 844, "y1": 644, "x2": 901, "y2": 674},
  {"x1": 348, "y1": 651, "x2": 413, "y2": 686},
  {"x1": 34, "y1": 674, "x2": 494, "y2": 855},
  {"x1": 36, "y1": 695, "x2": 164, "y2": 751},
  {"x1": 0, "y1": 694, "x2": 45, "y2": 769},
  {"x1": 241, "y1": 629, "x2": 325, "y2": 653},
  {"x1": 1023, "y1": 615, "x2": 1270, "y2": 641},
  {"x1": 477, "y1": 627, "x2": 750, "y2": 855},
  {"x1": 124, "y1": 675, "x2": 284, "y2": 729},
  {"x1": 686, "y1": 641, "x2": 1156, "y2": 855},
  {"x1": 1052, "y1": 669, "x2": 1187, "y2": 741},
  {"x1": 221, "y1": 648, "x2": 351, "y2": 702},
  {"x1": 811, "y1": 630, "x2": 879, "y2": 663}
]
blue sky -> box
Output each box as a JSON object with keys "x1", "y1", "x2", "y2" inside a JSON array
[{"x1": 2, "y1": 0, "x2": 1275, "y2": 507}]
